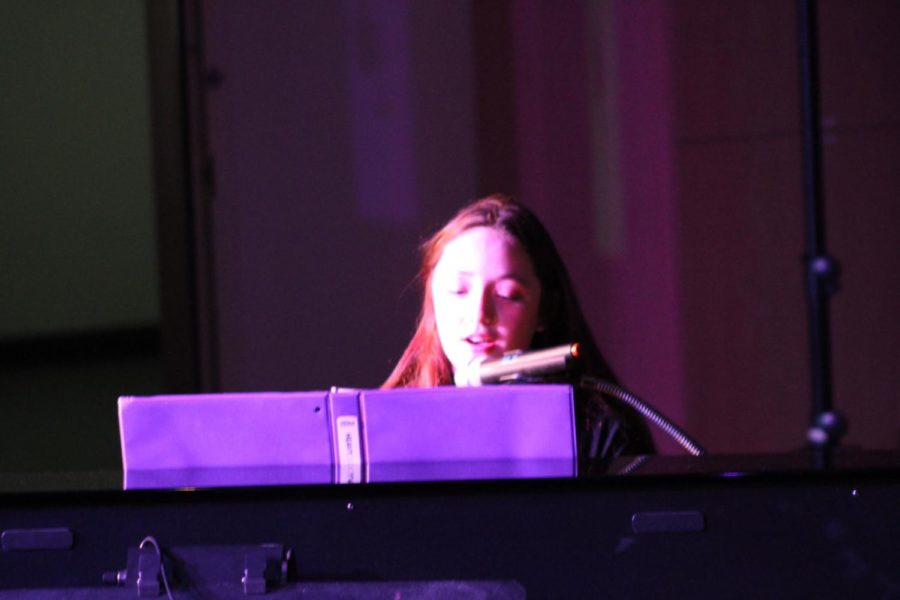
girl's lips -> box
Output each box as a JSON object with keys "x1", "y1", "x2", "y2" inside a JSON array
[
  {"x1": 465, "y1": 332, "x2": 496, "y2": 344},
  {"x1": 466, "y1": 339, "x2": 500, "y2": 356}
]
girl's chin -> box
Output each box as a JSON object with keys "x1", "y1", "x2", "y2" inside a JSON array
[
  {"x1": 470, "y1": 345, "x2": 504, "y2": 361},
  {"x1": 450, "y1": 348, "x2": 500, "y2": 371}
]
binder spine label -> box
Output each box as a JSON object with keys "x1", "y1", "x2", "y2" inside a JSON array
[{"x1": 335, "y1": 415, "x2": 362, "y2": 483}]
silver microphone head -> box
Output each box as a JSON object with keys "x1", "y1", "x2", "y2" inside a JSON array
[{"x1": 454, "y1": 355, "x2": 488, "y2": 387}]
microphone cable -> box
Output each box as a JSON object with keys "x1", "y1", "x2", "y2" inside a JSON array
[{"x1": 581, "y1": 377, "x2": 706, "y2": 456}]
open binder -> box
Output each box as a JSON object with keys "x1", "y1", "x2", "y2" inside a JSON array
[{"x1": 119, "y1": 385, "x2": 577, "y2": 489}]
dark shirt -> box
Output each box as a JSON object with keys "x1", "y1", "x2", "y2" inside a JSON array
[{"x1": 574, "y1": 379, "x2": 657, "y2": 475}]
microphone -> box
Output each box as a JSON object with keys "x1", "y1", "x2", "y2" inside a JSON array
[{"x1": 454, "y1": 343, "x2": 580, "y2": 387}]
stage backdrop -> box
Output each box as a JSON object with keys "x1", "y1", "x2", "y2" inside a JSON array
[{"x1": 189, "y1": 0, "x2": 899, "y2": 455}]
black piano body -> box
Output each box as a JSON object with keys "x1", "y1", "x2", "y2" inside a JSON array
[{"x1": 1, "y1": 451, "x2": 898, "y2": 599}]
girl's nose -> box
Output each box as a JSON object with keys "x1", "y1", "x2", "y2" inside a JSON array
[{"x1": 477, "y1": 291, "x2": 497, "y2": 325}]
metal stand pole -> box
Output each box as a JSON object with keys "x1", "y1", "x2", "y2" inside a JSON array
[{"x1": 797, "y1": 0, "x2": 846, "y2": 467}]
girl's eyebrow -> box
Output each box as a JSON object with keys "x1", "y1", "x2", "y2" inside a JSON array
[{"x1": 450, "y1": 270, "x2": 530, "y2": 283}]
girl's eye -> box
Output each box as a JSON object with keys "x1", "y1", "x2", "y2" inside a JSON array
[{"x1": 495, "y1": 288, "x2": 523, "y2": 301}]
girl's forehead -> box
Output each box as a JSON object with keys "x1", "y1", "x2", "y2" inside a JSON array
[{"x1": 432, "y1": 227, "x2": 538, "y2": 284}]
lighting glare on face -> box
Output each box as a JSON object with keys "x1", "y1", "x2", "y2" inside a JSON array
[{"x1": 430, "y1": 227, "x2": 543, "y2": 376}]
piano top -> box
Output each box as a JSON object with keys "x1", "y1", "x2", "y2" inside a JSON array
[{"x1": 2, "y1": 448, "x2": 898, "y2": 496}]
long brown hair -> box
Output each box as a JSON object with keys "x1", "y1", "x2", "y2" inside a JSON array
[{"x1": 383, "y1": 194, "x2": 618, "y2": 388}]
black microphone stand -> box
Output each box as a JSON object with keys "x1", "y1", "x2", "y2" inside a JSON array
[{"x1": 797, "y1": 0, "x2": 846, "y2": 468}]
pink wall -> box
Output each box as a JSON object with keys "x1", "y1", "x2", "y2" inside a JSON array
[
  {"x1": 672, "y1": 0, "x2": 900, "y2": 453},
  {"x1": 200, "y1": 2, "x2": 476, "y2": 391},
  {"x1": 508, "y1": 0, "x2": 898, "y2": 453},
  {"x1": 196, "y1": 1, "x2": 899, "y2": 454},
  {"x1": 512, "y1": 1, "x2": 686, "y2": 453}
]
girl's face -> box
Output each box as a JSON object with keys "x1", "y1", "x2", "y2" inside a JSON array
[{"x1": 430, "y1": 226, "x2": 543, "y2": 378}]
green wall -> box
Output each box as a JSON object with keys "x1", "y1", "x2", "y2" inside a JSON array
[
  {"x1": 1, "y1": 1, "x2": 159, "y2": 337},
  {"x1": 1, "y1": 2, "x2": 163, "y2": 475}
]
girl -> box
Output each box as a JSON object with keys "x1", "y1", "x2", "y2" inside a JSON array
[{"x1": 384, "y1": 194, "x2": 655, "y2": 473}]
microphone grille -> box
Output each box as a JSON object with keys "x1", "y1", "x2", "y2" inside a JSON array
[{"x1": 454, "y1": 355, "x2": 487, "y2": 387}]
